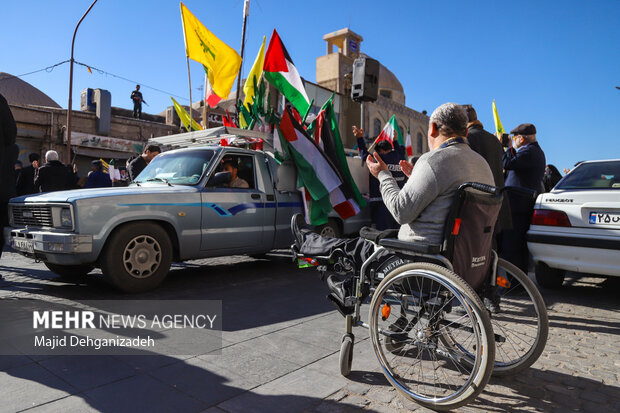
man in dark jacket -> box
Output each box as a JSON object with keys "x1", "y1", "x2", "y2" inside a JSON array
[
  {"x1": 127, "y1": 144, "x2": 161, "y2": 181},
  {"x1": 1, "y1": 93, "x2": 18, "y2": 267},
  {"x1": 462, "y1": 105, "x2": 511, "y2": 238},
  {"x1": 84, "y1": 160, "x2": 112, "y2": 188},
  {"x1": 501, "y1": 123, "x2": 546, "y2": 274},
  {"x1": 16, "y1": 152, "x2": 40, "y2": 195},
  {"x1": 34, "y1": 150, "x2": 71, "y2": 193},
  {"x1": 353, "y1": 125, "x2": 406, "y2": 230}
]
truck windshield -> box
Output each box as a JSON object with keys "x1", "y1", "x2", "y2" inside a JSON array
[{"x1": 134, "y1": 150, "x2": 215, "y2": 185}]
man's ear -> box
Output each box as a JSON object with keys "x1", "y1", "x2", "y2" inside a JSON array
[{"x1": 429, "y1": 122, "x2": 439, "y2": 138}]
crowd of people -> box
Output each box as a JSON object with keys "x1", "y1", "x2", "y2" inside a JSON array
[
  {"x1": 294, "y1": 102, "x2": 562, "y2": 303},
  {"x1": 2, "y1": 85, "x2": 565, "y2": 286}
]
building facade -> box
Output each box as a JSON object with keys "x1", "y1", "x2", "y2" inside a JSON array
[{"x1": 316, "y1": 28, "x2": 430, "y2": 156}]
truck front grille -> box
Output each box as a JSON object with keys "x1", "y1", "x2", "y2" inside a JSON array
[{"x1": 12, "y1": 205, "x2": 53, "y2": 227}]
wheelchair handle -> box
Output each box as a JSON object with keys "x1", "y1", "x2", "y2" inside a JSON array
[{"x1": 458, "y1": 182, "x2": 498, "y2": 195}]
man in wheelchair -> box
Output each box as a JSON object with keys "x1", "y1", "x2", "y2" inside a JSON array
[{"x1": 292, "y1": 102, "x2": 496, "y2": 310}]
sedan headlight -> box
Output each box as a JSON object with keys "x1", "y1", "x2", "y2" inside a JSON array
[{"x1": 60, "y1": 208, "x2": 73, "y2": 228}]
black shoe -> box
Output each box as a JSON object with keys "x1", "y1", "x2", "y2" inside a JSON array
[
  {"x1": 291, "y1": 214, "x2": 307, "y2": 249},
  {"x1": 327, "y1": 274, "x2": 354, "y2": 303}
]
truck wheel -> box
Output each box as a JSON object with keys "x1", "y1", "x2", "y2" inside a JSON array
[
  {"x1": 100, "y1": 222, "x2": 172, "y2": 293},
  {"x1": 44, "y1": 262, "x2": 94, "y2": 279},
  {"x1": 535, "y1": 262, "x2": 565, "y2": 289},
  {"x1": 317, "y1": 219, "x2": 342, "y2": 238}
]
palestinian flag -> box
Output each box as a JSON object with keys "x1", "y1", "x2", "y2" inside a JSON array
[
  {"x1": 278, "y1": 107, "x2": 341, "y2": 204},
  {"x1": 405, "y1": 127, "x2": 413, "y2": 157},
  {"x1": 263, "y1": 29, "x2": 310, "y2": 116},
  {"x1": 376, "y1": 115, "x2": 404, "y2": 148},
  {"x1": 309, "y1": 95, "x2": 366, "y2": 221}
]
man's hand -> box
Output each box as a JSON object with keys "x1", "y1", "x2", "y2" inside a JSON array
[
  {"x1": 352, "y1": 125, "x2": 364, "y2": 138},
  {"x1": 399, "y1": 160, "x2": 414, "y2": 178},
  {"x1": 367, "y1": 152, "x2": 388, "y2": 178}
]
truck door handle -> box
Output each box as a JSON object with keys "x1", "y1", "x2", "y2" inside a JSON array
[{"x1": 251, "y1": 194, "x2": 261, "y2": 200}]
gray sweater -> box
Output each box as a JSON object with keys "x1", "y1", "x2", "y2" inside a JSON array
[{"x1": 378, "y1": 142, "x2": 494, "y2": 245}]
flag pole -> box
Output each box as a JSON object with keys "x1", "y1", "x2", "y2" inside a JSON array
[
  {"x1": 186, "y1": 56, "x2": 193, "y2": 127},
  {"x1": 235, "y1": 0, "x2": 250, "y2": 114}
]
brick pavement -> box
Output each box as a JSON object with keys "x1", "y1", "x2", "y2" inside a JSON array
[{"x1": 0, "y1": 250, "x2": 618, "y2": 412}]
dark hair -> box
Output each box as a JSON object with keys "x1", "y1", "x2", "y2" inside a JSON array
[
  {"x1": 28, "y1": 152, "x2": 41, "y2": 163},
  {"x1": 376, "y1": 140, "x2": 393, "y2": 152},
  {"x1": 144, "y1": 144, "x2": 161, "y2": 153},
  {"x1": 460, "y1": 104, "x2": 477, "y2": 122},
  {"x1": 222, "y1": 159, "x2": 237, "y2": 169}
]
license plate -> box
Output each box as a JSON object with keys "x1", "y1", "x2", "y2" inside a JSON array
[
  {"x1": 12, "y1": 239, "x2": 34, "y2": 253},
  {"x1": 589, "y1": 212, "x2": 620, "y2": 226}
]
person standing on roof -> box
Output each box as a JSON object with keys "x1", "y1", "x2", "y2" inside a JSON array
[{"x1": 131, "y1": 85, "x2": 146, "y2": 119}]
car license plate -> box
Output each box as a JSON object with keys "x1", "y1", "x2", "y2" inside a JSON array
[
  {"x1": 12, "y1": 239, "x2": 34, "y2": 253},
  {"x1": 589, "y1": 212, "x2": 620, "y2": 226}
]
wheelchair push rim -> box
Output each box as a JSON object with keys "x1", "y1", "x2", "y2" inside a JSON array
[{"x1": 368, "y1": 263, "x2": 495, "y2": 410}]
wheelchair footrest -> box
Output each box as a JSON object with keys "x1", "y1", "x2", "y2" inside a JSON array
[{"x1": 327, "y1": 293, "x2": 355, "y2": 317}]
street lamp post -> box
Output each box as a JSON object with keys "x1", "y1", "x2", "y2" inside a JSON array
[{"x1": 66, "y1": 0, "x2": 99, "y2": 164}]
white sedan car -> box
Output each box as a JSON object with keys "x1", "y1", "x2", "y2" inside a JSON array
[{"x1": 527, "y1": 159, "x2": 620, "y2": 288}]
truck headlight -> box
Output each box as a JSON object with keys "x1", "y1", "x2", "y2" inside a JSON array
[{"x1": 60, "y1": 208, "x2": 73, "y2": 228}]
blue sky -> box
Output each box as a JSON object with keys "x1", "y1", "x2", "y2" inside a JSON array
[{"x1": 2, "y1": 0, "x2": 619, "y2": 171}]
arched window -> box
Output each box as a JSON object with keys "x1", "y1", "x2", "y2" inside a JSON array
[
  {"x1": 417, "y1": 132, "x2": 424, "y2": 153},
  {"x1": 373, "y1": 118, "x2": 382, "y2": 137}
]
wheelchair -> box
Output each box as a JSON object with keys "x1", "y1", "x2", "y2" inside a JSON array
[{"x1": 292, "y1": 182, "x2": 549, "y2": 411}]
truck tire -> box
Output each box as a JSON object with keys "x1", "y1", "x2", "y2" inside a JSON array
[
  {"x1": 100, "y1": 222, "x2": 173, "y2": 293},
  {"x1": 44, "y1": 262, "x2": 94, "y2": 279},
  {"x1": 317, "y1": 218, "x2": 342, "y2": 238},
  {"x1": 535, "y1": 262, "x2": 565, "y2": 289}
]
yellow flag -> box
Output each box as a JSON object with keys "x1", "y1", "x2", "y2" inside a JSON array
[
  {"x1": 242, "y1": 36, "x2": 266, "y2": 110},
  {"x1": 180, "y1": 2, "x2": 242, "y2": 101},
  {"x1": 171, "y1": 97, "x2": 202, "y2": 131},
  {"x1": 492, "y1": 100, "x2": 505, "y2": 137}
]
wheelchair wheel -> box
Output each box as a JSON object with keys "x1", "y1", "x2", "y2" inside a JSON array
[
  {"x1": 339, "y1": 334, "x2": 354, "y2": 377},
  {"x1": 489, "y1": 258, "x2": 549, "y2": 376},
  {"x1": 369, "y1": 263, "x2": 495, "y2": 411}
]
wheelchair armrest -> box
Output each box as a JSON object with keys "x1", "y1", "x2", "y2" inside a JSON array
[
  {"x1": 378, "y1": 238, "x2": 442, "y2": 255},
  {"x1": 359, "y1": 227, "x2": 399, "y2": 243}
]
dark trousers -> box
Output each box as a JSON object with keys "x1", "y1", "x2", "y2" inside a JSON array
[
  {"x1": 300, "y1": 233, "x2": 375, "y2": 270},
  {"x1": 499, "y1": 212, "x2": 531, "y2": 274},
  {"x1": 133, "y1": 102, "x2": 142, "y2": 118},
  {"x1": 0, "y1": 202, "x2": 7, "y2": 261},
  {"x1": 371, "y1": 202, "x2": 399, "y2": 231}
]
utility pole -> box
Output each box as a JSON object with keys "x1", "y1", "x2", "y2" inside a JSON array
[
  {"x1": 66, "y1": 0, "x2": 99, "y2": 164},
  {"x1": 234, "y1": 0, "x2": 249, "y2": 113}
]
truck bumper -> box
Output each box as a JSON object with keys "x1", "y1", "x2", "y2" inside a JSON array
[{"x1": 5, "y1": 228, "x2": 93, "y2": 263}]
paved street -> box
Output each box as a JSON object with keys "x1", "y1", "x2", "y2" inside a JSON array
[{"x1": 0, "y1": 250, "x2": 618, "y2": 413}]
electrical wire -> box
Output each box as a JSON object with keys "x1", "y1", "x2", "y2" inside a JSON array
[
  {"x1": 0, "y1": 60, "x2": 70, "y2": 82},
  {"x1": 74, "y1": 61, "x2": 188, "y2": 101},
  {"x1": 0, "y1": 59, "x2": 189, "y2": 102}
]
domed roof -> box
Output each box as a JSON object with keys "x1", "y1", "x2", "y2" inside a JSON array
[
  {"x1": 378, "y1": 64, "x2": 403, "y2": 94},
  {"x1": 0, "y1": 72, "x2": 61, "y2": 108}
]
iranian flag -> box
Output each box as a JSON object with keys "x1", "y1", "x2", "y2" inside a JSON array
[
  {"x1": 405, "y1": 127, "x2": 413, "y2": 157},
  {"x1": 263, "y1": 29, "x2": 310, "y2": 116},
  {"x1": 375, "y1": 115, "x2": 404, "y2": 148}
]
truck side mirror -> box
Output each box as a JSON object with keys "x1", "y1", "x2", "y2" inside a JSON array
[{"x1": 207, "y1": 171, "x2": 231, "y2": 187}]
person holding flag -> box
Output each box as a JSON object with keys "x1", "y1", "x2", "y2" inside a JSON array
[
  {"x1": 292, "y1": 103, "x2": 495, "y2": 309},
  {"x1": 353, "y1": 120, "x2": 406, "y2": 230}
]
